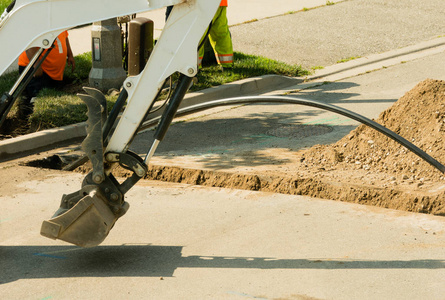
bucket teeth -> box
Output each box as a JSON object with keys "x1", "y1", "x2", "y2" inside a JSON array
[
  {"x1": 78, "y1": 88, "x2": 107, "y2": 184},
  {"x1": 82, "y1": 87, "x2": 108, "y2": 124}
]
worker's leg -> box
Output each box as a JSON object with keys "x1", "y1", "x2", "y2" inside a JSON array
[
  {"x1": 17, "y1": 66, "x2": 60, "y2": 119},
  {"x1": 208, "y1": 7, "x2": 233, "y2": 67}
]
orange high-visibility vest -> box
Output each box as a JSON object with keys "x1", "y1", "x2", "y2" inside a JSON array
[
  {"x1": 18, "y1": 31, "x2": 69, "y2": 81},
  {"x1": 220, "y1": 0, "x2": 227, "y2": 7}
]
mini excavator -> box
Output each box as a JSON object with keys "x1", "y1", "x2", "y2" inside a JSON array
[
  {"x1": 2, "y1": 0, "x2": 445, "y2": 248},
  {"x1": 0, "y1": 0, "x2": 222, "y2": 247}
]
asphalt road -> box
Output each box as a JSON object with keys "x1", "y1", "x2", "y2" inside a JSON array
[
  {"x1": 2, "y1": 167, "x2": 444, "y2": 299},
  {"x1": 231, "y1": 0, "x2": 445, "y2": 69}
]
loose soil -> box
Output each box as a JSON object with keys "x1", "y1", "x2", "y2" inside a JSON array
[{"x1": 0, "y1": 117, "x2": 30, "y2": 138}]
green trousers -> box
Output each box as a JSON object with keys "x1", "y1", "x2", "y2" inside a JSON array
[{"x1": 198, "y1": 7, "x2": 233, "y2": 67}]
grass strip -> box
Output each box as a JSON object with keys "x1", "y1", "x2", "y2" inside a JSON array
[{"x1": 1, "y1": 51, "x2": 308, "y2": 130}]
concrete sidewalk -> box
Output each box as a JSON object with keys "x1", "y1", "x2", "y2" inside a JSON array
[
  {"x1": 1, "y1": 167, "x2": 444, "y2": 300},
  {"x1": 128, "y1": 49, "x2": 445, "y2": 176}
]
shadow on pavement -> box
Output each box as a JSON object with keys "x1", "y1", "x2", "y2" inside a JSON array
[
  {"x1": 2, "y1": 244, "x2": 444, "y2": 284},
  {"x1": 142, "y1": 111, "x2": 355, "y2": 146},
  {"x1": 295, "y1": 81, "x2": 397, "y2": 105}
]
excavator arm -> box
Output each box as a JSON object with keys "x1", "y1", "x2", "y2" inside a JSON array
[{"x1": 0, "y1": 0, "x2": 221, "y2": 247}]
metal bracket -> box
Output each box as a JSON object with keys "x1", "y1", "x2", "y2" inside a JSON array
[{"x1": 106, "y1": 150, "x2": 148, "y2": 178}]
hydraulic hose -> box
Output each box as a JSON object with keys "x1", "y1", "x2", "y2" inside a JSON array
[
  {"x1": 102, "y1": 88, "x2": 128, "y2": 142},
  {"x1": 139, "y1": 95, "x2": 445, "y2": 174},
  {"x1": 7, "y1": 0, "x2": 15, "y2": 12},
  {"x1": 144, "y1": 74, "x2": 193, "y2": 164},
  {"x1": 0, "y1": 46, "x2": 53, "y2": 128}
]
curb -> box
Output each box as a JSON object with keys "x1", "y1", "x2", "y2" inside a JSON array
[
  {"x1": 0, "y1": 74, "x2": 300, "y2": 159},
  {"x1": 0, "y1": 122, "x2": 87, "y2": 159},
  {"x1": 265, "y1": 36, "x2": 445, "y2": 97},
  {"x1": 307, "y1": 36, "x2": 445, "y2": 82}
]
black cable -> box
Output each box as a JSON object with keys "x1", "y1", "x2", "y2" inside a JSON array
[
  {"x1": 6, "y1": 0, "x2": 15, "y2": 12},
  {"x1": 68, "y1": 94, "x2": 445, "y2": 175},
  {"x1": 138, "y1": 95, "x2": 445, "y2": 174}
]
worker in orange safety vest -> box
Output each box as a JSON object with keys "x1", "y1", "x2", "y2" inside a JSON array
[
  {"x1": 198, "y1": 0, "x2": 233, "y2": 69},
  {"x1": 17, "y1": 31, "x2": 75, "y2": 119}
]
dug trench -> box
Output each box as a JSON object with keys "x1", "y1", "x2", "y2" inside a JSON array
[{"x1": 22, "y1": 79, "x2": 445, "y2": 216}]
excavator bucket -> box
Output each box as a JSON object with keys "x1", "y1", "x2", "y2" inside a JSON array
[{"x1": 40, "y1": 189, "x2": 127, "y2": 247}]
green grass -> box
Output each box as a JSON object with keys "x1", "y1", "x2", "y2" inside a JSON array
[
  {"x1": 310, "y1": 65, "x2": 324, "y2": 71},
  {"x1": 28, "y1": 52, "x2": 119, "y2": 129},
  {"x1": 0, "y1": 52, "x2": 102, "y2": 129},
  {"x1": 1, "y1": 51, "x2": 308, "y2": 130},
  {"x1": 64, "y1": 52, "x2": 93, "y2": 84},
  {"x1": 242, "y1": 19, "x2": 258, "y2": 24},
  {"x1": 336, "y1": 56, "x2": 361, "y2": 64},
  {"x1": 193, "y1": 52, "x2": 308, "y2": 91},
  {"x1": 30, "y1": 88, "x2": 118, "y2": 128}
]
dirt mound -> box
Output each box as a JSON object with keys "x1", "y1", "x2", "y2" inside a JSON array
[{"x1": 301, "y1": 79, "x2": 445, "y2": 181}]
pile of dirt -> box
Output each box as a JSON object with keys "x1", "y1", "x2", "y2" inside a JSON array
[{"x1": 301, "y1": 79, "x2": 445, "y2": 181}]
